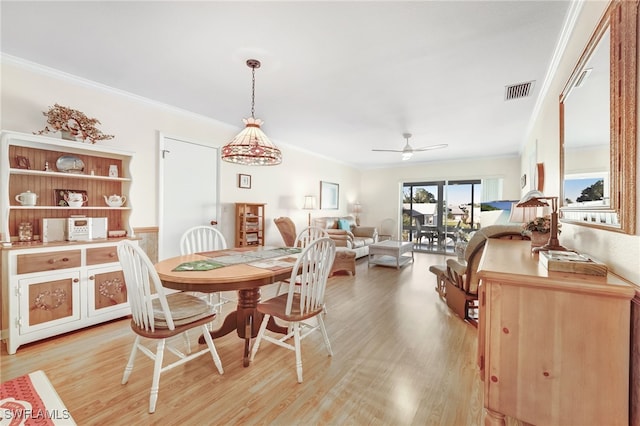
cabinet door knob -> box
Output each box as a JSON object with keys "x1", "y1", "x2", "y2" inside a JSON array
[
  {"x1": 73, "y1": 278, "x2": 79, "y2": 283},
  {"x1": 89, "y1": 275, "x2": 95, "y2": 280}
]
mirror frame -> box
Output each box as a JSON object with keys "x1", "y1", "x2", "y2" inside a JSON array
[{"x1": 559, "y1": 0, "x2": 637, "y2": 234}]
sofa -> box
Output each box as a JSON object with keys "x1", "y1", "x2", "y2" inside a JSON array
[{"x1": 312, "y1": 215, "x2": 378, "y2": 258}]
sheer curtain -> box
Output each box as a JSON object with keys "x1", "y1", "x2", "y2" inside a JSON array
[{"x1": 481, "y1": 178, "x2": 503, "y2": 202}]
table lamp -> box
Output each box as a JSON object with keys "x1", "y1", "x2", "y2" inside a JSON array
[
  {"x1": 516, "y1": 190, "x2": 568, "y2": 252},
  {"x1": 302, "y1": 195, "x2": 316, "y2": 226},
  {"x1": 352, "y1": 202, "x2": 362, "y2": 226}
]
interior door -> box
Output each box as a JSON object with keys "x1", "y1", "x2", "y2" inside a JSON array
[{"x1": 159, "y1": 134, "x2": 220, "y2": 260}]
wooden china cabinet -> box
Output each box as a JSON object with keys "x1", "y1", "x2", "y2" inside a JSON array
[{"x1": 0, "y1": 130, "x2": 136, "y2": 354}]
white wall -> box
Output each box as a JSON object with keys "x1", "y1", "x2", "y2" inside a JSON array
[
  {"x1": 0, "y1": 56, "x2": 521, "y2": 251},
  {"x1": 359, "y1": 156, "x2": 521, "y2": 233},
  {"x1": 0, "y1": 57, "x2": 360, "y2": 247},
  {"x1": 522, "y1": 1, "x2": 639, "y2": 284},
  {"x1": 4, "y1": 14, "x2": 638, "y2": 286}
]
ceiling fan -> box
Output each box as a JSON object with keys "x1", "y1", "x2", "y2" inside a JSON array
[{"x1": 372, "y1": 133, "x2": 448, "y2": 161}]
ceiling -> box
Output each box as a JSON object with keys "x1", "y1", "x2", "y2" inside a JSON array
[{"x1": 1, "y1": 1, "x2": 572, "y2": 169}]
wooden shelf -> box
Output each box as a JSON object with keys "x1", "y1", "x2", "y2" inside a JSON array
[
  {"x1": 1, "y1": 130, "x2": 134, "y2": 242},
  {"x1": 235, "y1": 203, "x2": 265, "y2": 247},
  {"x1": 9, "y1": 206, "x2": 131, "y2": 210},
  {"x1": 10, "y1": 168, "x2": 131, "y2": 181}
]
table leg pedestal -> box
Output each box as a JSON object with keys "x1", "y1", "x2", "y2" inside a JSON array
[{"x1": 199, "y1": 287, "x2": 288, "y2": 366}]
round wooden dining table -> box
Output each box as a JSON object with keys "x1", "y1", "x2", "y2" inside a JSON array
[{"x1": 154, "y1": 249, "x2": 294, "y2": 367}]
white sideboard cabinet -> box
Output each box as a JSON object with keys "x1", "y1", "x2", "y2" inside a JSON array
[
  {"x1": 0, "y1": 130, "x2": 136, "y2": 354},
  {"x1": 2, "y1": 242, "x2": 133, "y2": 354}
]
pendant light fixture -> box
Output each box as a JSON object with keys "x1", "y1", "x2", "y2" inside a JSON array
[{"x1": 221, "y1": 59, "x2": 282, "y2": 166}]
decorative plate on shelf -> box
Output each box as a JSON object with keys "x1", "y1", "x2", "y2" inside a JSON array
[{"x1": 56, "y1": 155, "x2": 85, "y2": 174}]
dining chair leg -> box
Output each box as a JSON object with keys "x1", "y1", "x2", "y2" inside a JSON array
[
  {"x1": 216, "y1": 293, "x2": 223, "y2": 310},
  {"x1": 183, "y1": 331, "x2": 192, "y2": 354},
  {"x1": 249, "y1": 314, "x2": 270, "y2": 362},
  {"x1": 201, "y1": 325, "x2": 224, "y2": 374},
  {"x1": 317, "y1": 315, "x2": 333, "y2": 356},
  {"x1": 293, "y1": 322, "x2": 303, "y2": 383},
  {"x1": 121, "y1": 336, "x2": 140, "y2": 385},
  {"x1": 149, "y1": 339, "x2": 166, "y2": 413}
]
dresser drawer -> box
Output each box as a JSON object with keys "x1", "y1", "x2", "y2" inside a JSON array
[
  {"x1": 17, "y1": 250, "x2": 82, "y2": 274},
  {"x1": 87, "y1": 246, "x2": 118, "y2": 265}
]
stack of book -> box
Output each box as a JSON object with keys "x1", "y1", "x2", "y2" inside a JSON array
[{"x1": 539, "y1": 250, "x2": 608, "y2": 276}]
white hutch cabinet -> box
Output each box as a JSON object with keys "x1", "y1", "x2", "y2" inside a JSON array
[{"x1": 0, "y1": 131, "x2": 135, "y2": 354}]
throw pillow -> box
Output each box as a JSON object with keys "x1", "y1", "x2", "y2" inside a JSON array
[{"x1": 338, "y1": 219, "x2": 351, "y2": 230}]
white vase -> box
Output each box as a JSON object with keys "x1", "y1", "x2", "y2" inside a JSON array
[{"x1": 60, "y1": 131, "x2": 77, "y2": 141}]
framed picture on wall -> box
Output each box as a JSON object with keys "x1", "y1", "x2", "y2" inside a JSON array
[
  {"x1": 238, "y1": 174, "x2": 251, "y2": 189},
  {"x1": 320, "y1": 181, "x2": 339, "y2": 209}
]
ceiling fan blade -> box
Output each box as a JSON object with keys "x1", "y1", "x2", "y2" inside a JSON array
[
  {"x1": 412, "y1": 144, "x2": 448, "y2": 152},
  {"x1": 372, "y1": 134, "x2": 447, "y2": 157}
]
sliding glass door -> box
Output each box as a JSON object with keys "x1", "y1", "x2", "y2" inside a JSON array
[{"x1": 402, "y1": 179, "x2": 481, "y2": 254}]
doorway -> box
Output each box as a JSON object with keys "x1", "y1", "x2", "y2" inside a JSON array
[{"x1": 158, "y1": 134, "x2": 220, "y2": 260}]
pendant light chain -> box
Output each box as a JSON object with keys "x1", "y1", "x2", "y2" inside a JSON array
[{"x1": 251, "y1": 65, "x2": 256, "y2": 119}]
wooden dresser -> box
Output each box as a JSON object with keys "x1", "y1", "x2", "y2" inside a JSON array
[{"x1": 476, "y1": 239, "x2": 635, "y2": 426}]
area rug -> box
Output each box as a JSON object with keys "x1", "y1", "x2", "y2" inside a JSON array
[{"x1": 0, "y1": 370, "x2": 76, "y2": 425}]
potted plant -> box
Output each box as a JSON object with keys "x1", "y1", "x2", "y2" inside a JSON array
[
  {"x1": 522, "y1": 215, "x2": 559, "y2": 248},
  {"x1": 35, "y1": 104, "x2": 114, "y2": 144}
]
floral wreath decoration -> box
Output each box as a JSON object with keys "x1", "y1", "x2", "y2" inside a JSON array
[{"x1": 35, "y1": 103, "x2": 114, "y2": 144}]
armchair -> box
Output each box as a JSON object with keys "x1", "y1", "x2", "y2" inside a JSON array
[
  {"x1": 274, "y1": 217, "x2": 297, "y2": 247},
  {"x1": 430, "y1": 225, "x2": 528, "y2": 326}
]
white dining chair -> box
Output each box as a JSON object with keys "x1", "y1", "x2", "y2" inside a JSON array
[
  {"x1": 275, "y1": 226, "x2": 328, "y2": 296},
  {"x1": 117, "y1": 240, "x2": 224, "y2": 413},
  {"x1": 250, "y1": 237, "x2": 336, "y2": 383},
  {"x1": 179, "y1": 225, "x2": 233, "y2": 311}
]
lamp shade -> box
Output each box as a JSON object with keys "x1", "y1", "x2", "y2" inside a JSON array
[
  {"x1": 303, "y1": 195, "x2": 316, "y2": 210},
  {"x1": 353, "y1": 203, "x2": 362, "y2": 214},
  {"x1": 221, "y1": 59, "x2": 282, "y2": 166},
  {"x1": 508, "y1": 202, "x2": 538, "y2": 223},
  {"x1": 221, "y1": 118, "x2": 282, "y2": 165},
  {"x1": 516, "y1": 190, "x2": 548, "y2": 208}
]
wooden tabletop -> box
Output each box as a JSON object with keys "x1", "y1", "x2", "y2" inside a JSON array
[{"x1": 155, "y1": 250, "x2": 294, "y2": 293}]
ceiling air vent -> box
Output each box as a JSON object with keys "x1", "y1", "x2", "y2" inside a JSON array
[{"x1": 504, "y1": 80, "x2": 535, "y2": 101}]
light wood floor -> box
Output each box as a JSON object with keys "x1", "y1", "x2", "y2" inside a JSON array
[{"x1": 0, "y1": 252, "x2": 519, "y2": 425}]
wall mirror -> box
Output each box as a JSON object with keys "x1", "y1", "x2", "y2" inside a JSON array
[{"x1": 559, "y1": 0, "x2": 637, "y2": 234}]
